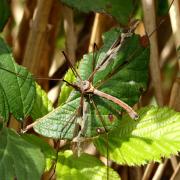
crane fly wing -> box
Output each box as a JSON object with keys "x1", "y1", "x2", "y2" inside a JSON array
[{"x1": 33, "y1": 27, "x2": 150, "y2": 140}]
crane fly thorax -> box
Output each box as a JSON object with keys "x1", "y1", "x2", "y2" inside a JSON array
[{"x1": 74, "y1": 80, "x2": 94, "y2": 94}]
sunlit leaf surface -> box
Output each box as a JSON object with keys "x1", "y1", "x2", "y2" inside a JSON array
[
  {"x1": 95, "y1": 106, "x2": 180, "y2": 165},
  {"x1": 56, "y1": 150, "x2": 120, "y2": 180}
]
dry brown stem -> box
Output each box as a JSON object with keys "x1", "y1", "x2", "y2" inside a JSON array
[
  {"x1": 142, "y1": 163, "x2": 156, "y2": 180},
  {"x1": 170, "y1": 163, "x2": 180, "y2": 180},
  {"x1": 88, "y1": 13, "x2": 115, "y2": 52},
  {"x1": 169, "y1": 78, "x2": 180, "y2": 111},
  {"x1": 141, "y1": 0, "x2": 164, "y2": 106},
  {"x1": 22, "y1": 0, "x2": 53, "y2": 75},
  {"x1": 13, "y1": 0, "x2": 37, "y2": 64},
  {"x1": 61, "y1": 4, "x2": 76, "y2": 65},
  {"x1": 152, "y1": 159, "x2": 168, "y2": 180},
  {"x1": 168, "y1": 0, "x2": 180, "y2": 69}
]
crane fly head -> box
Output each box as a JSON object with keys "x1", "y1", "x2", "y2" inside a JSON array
[
  {"x1": 75, "y1": 80, "x2": 93, "y2": 94},
  {"x1": 82, "y1": 80, "x2": 90, "y2": 91}
]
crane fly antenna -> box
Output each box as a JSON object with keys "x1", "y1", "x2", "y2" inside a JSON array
[
  {"x1": 147, "y1": 0, "x2": 175, "y2": 38},
  {"x1": 88, "y1": 43, "x2": 98, "y2": 83},
  {"x1": 62, "y1": 51, "x2": 82, "y2": 81},
  {"x1": 0, "y1": 64, "x2": 75, "y2": 86}
]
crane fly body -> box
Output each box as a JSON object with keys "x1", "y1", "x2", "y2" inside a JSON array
[
  {"x1": 72, "y1": 79, "x2": 139, "y2": 120},
  {"x1": 18, "y1": 20, "x2": 149, "y2": 143}
]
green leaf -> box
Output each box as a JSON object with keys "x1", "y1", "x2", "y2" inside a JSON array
[
  {"x1": 94, "y1": 106, "x2": 180, "y2": 165},
  {"x1": 21, "y1": 134, "x2": 55, "y2": 159},
  {"x1": 58, "y1": 68, "x2": 76, "y2": 106},
  {"x1": 56, "y1": 150, "x2": 120, "y2": 180},
  {"x1": 33, "y1": 27, "x2": 149, "y2": 139},
  {"x1": 0, "y1": 37, "x2": 36, "y2": 122},
  {"x1": 30, "y1": 83, "x2": 53, "y2": 120},
  {"x1": 61, "y1": 0, "x2": 136, "y2": 25},
  {"x1": 0, "y1": 128, "x2": 45, "y2": 180},
  {"x1": 0, "y1": 0, "x2": 10, "y2": 31}
]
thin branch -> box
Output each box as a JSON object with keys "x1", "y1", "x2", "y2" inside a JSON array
[
  {"x1": 13, "y1": 0, "x2": 37, "y2": 64},
  {"x1": 169, "y1": 78, "x2": 180, "y2": 113},
  {"x1": 152, "y1": 159, "x2": 168, "y2": 180},
  {"x1": 22, "y1": 0, "x2": 53, "y2": 75},
  {"x1": 168, "y1": 0, "x2": 180, "y2": 69},
  {"x1": 142, "y1": 163, "x2": 156, "y2": 180},
  {"x1": 88, "y1": 13, "x2": 115, "y2": 52},
  {"x1": 141, "y1": 0, "x2": 164, "y2": 106},
  {"x1": 61, "y1": 4, "x2": 77, "y2": 65},
  {"x1": 170, "y1": 162, "x2": 180, "y2": 180}
]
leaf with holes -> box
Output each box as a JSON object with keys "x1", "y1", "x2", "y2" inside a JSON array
[
  {"x1": 94, "y1": 106, "x2": 180, "y2": 165},
  {"x1": 33, "y1": 27, "x2": 150, "y2": 139},
  {"x1": 0, "y1": 37, "x2": 36, "y2": 122}
]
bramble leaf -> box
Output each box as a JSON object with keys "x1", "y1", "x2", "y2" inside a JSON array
[
  {"x1": 0, "y1": 38, "x2": 36, "y2": 122},
  {"x1": 30, "y1": 83, "x2": 53, "y2": 120},
  {"x1": 94, "y1": 106, "x2": 180, "y2": 165},
  {"x1": 61, "y1": 0, "x2": 135, "y2": 25},
  {"x1": 56, "y1": 150, "x2": 120, "y2": 180},
  {"x1": 0, "y1": 128, "x2": 45, "y2": 180},
  {"x1": 58, "y1": 68, "x2": 76, "y2": 106}
]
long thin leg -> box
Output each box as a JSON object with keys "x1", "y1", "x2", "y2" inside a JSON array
[
  {"x1": 88, "y1": 21, "x2": 139, "y2": 82},
  {"x1": 62, "y1": 51, "x2": 82, "y2": 82},
  {"x1": 49, "y1": 100, "x2": 83, "y2": 180},
  {"x1": 72, "y1": 94, "x2": 92, "y2": 157},
  {"x1": 88, "y1": 43, "x2": 99, "y2": 83},
  {"x1": 93, "y1": 88, "x2": 138, "y2": 119},
  {"x1": 90, "y1": 97, "x2": 109, "y2": 180}
]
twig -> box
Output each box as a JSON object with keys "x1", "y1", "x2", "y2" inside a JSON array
[
  {"x1": 88, "y1": 13, "x2": 101, "y2": 52},
  {"x1": 152, "y1": 159, "x2": 168, "y2": 180},
  {"x1": 141, "y1": 0, "x2": 164, "y2": 106},
  {"x1": 160, "y1": 35, "x2": 175, "y2": 68},
  {"x1": 170, "y1": 162, "x2": 180, "y2": 180},
  {"x1": 13, "y1": 0, "x2": 37, "y2": 64},
  {"x1": 168, "y1": 0, "x2": 180, "y2": 69},
  {"x1": 170, "y1": 155, "x2": 178, "y2": 171},
  {"x1": 22, "y1": 0, "x2": 53, "y2": 75},
  {"x1": 88, "y1": 13, "x2": 115, "y2": 52},
  {"x1": 169, "y1": 78, "x2": 180, "y2": 112},
  {"x1": 61, "y1": 4, "x2": 76, "y2": 65},
  {"x1": 142, "y1": 163, "x2": 156, "y2": 180}
]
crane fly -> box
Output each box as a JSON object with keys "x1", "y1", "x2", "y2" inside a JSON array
[{"x1": 0, "y1": 20, "x2": 150, "y2": 179}]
